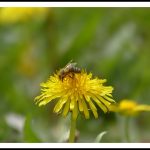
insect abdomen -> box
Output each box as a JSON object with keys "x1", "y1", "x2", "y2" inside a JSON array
[{"x1": 69, "y1": 67, "x2": 81, "y2": 73}]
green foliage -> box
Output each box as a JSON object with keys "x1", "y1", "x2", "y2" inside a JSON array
[
  {"x1": 94, "y1": 131, "x2": 107, "y2": 143},
  {"x1": 23, "y1": 115, "x2": 41, "y2": 142}
]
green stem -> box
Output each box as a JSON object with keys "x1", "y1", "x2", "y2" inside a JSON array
[
  {"x1": 69, "y1": 115, "x2": 76, "y2": 143},
  {"x1": 125, "y1": 117, "x2": 131, "y2": 142}
]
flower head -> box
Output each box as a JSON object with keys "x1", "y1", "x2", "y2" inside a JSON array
[
  {"x1": 110, "y1": 99, "x2": 150, "y2": 116},
  {"x1": 0, "y1": 7, "x2": 49, "y2": 24},
  {"x1": 35, "y1": 65, "x2": 115, "y2": 120}
]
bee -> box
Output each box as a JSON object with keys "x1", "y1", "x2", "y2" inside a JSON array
[{"x1": 58, "y1": 60, "x2": 81, "y2": 81}]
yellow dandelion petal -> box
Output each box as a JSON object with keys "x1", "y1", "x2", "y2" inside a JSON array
[
  {"x1": 81, "y1": 96, "x2": 90, "y2": 119},
  {"x1": 34, "y1": 62, "x2": 115, "y2": 120},
  {"x1": 54, "y1": 97, "x2": 68, "y2": 113},
  {"x1": 109, "y1": 103, "x2": 118, "y2": 112},
  {"x1": 72, "y1": 100, "x2": 78, "y2": 120},
  {"x1": 106, "y1": 93, "x2": 113, "y2": 98},
  {"x1": 89, "y1": 93, "x2": 108, "y2": 113},
  {"x1": 88, "y1": 100, "x2": 98, "y2": 119},
  {"x1": 62, "y1": 99, "x2": 70, "y2": 117},
  {"x1": 84, "y1": 95, "x2": 98, "y2": 118},
  {"x1": 97, "y1": 96, "x2": 111, "y2": 109},
  {"x1": 70, "y1": 96, "x2": 75, "y2": 111},
  {"x1": 103, "y1": 95, "x2": 116, "y2": 103},
  {"x1": 134, "y1": 105, "x2": 150, "y2": 112},
  {"x1": 78, "y1": 97, "x2": 84, "y2": 112},
  {"x1": 84, "y1": 95, "x2": 91, "y2": 102},
  {"x1": 36, "y1": 94, "x2": 58, "y2": 106}
]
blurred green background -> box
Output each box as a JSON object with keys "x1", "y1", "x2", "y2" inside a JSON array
[{"x1": 0, "y1": 7, "x2": 150, "y2": 143}]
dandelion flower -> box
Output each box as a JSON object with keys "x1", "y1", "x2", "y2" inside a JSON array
[
  {"x1": 0, "y1": 7, "x2": 49, "y2": 24},
  {"x1": 35, "y1": 63, "x2": 115, "y2": 120},
  {"x1": 110, "y1": 99, "x2": 150, "y2": 116}
]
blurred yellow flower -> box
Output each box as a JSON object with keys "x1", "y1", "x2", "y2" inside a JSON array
[
  {"x1": 0, "y1": 7, "x2": 49, "y2": 24},
  {"x1": 35, "y1": 70, "x2": 115, "y2": 120},
  {"x1": 110, "y1": 99, "x2": 150, "y2": 116}
]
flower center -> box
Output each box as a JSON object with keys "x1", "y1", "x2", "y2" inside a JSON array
[{"x1": 62, "y1": 73, "x2": 86, "y2": 95}]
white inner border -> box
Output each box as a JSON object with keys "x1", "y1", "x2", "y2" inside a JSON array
[
  {"x1": 0, "y1": 143, "x2": 150, "y2": 148},
  {"x1": 0, "y1": 1, "x2": 150, "y2": 148},
  {"x1": 0, "y1": 2, "x2": 150, "y2": 7}
]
